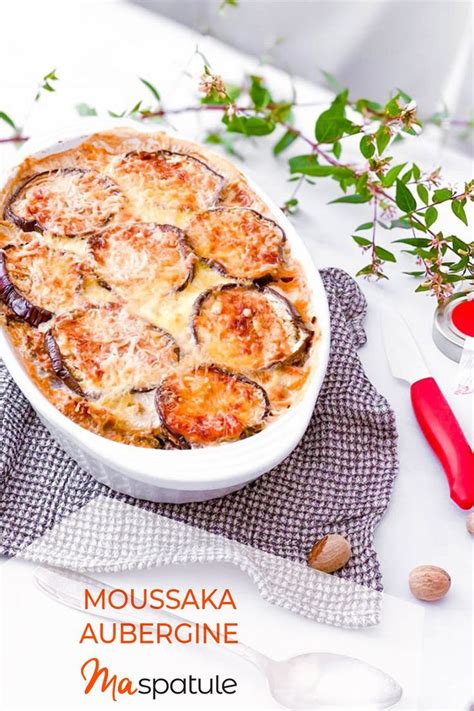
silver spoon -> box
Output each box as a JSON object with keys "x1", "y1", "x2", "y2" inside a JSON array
[{"x1": 34, "y1": 566, "x2": 402, "y2": 709}]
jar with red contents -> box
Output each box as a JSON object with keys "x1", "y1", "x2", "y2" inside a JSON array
[{"x1": 433, "y1": 290, "x2": 474, "y2": 361}]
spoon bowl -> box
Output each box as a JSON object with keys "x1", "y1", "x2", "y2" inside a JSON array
[{"x1": 262, "y1": 652, "x2": 402, "y2": 709}]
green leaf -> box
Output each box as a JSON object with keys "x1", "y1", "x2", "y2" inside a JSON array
[
  {"x1": 354, "y1": 174, "x2": 368, "y2": 195},
  {"x1": 315, "y1": 90, "x2": 351, "y2": 143},
  {"x1": 390, "y1": 217, "x2": 412, "y2": 229},
  {"x1": 355, "y1": 222, "x2": 374, "y2": 231},
  {"x1": 360, "y1": 135, "x2": 375, "y2": 158},
  {"x1": 451, "y1": 236, "x2": 469, "y2": 253},
  {"x1": 289, "y1": 154, "x2": 334, "y2": 176},
  {"x1": 139, "y1": 77, "x2": 161, "y2": 103},
  {"x1": 393, "y1": 237, "x2": 430, "y2": 247},
  {"x1": 448, "y1": 257, "x2": 468, "y2": 272},
  {"x1": 35, "y1": 68, "x2": 59, "y2": 100},
  {"x1": 283, "y1": 198, "x2": 299, "y2": 214},
  {"x1": 330, "y1": 166, "x2": 355, "y2": 180},
  {"x1": 410, "y1": 220, "x2": 427, "y2": 233},
  {"x1": 356, "y1": 264, "x2": 374, "y2": 276},
  {"x1": 270, "y1": 101, "x2": 293, "y2": 122},
  {"x1": 433, "y1": 188, "x2": 452, "y2": 203},
  {"x1": 451, "y1": 199, "x2": 468, "y2": 225},
  {"x1": 332, "y1": 141, "x2": 342, "y2": 159},
  {"x1": 354, "y1": 98, "x2": 383, "y2": 114},
  {"x1": 425, "y1": 206, "x2": 438, "y2": 228},
  {"x1": 395, "y1": 179, "x2": 416, "y2": 212},
  {"x1": 0, "y1": 111, "x2": 17, "y2": 131},
  {"x1": 375, "y1": 246, "x2": 396, "y2": 262},
  {"x1": 382, "y1": 163, "x2": 406, "y2": 187},
  {"x1": 320, "y1": 70, "x2": 344, "y2": 93},
  {"x1": 385, "y1": 96, "x2": 401, "y2": 117},
  {"x1": 356, "y1": 264, "x2": 387, "y2": 279},
  {"x1": 443, "y1": 273, "x2": 466, "y2": 283},
  {"x1": 417, "y1": 184, "x2": 429, "y2": 205},
  {"x1": 224, "y1": 114, "x2": 275, "y2": 136},
  {"x1": 397, "y1": 88, "x2": 412, "y2": 104},
  {"x1": 375, "y1": 125, "x2": 391, "y2": 154},
  {"x1": 249, "y1": 75, "x2": 271, "y2": 110},
  {"x1": 401, "y1": 168, "x2": 413, "y2": 183},
  {"x1": 273, "y1": 129, "x2": 298, "y2": 156},
  {"x1": 330, "y1": 193, "x2": 371, "y2": 204},
  {"x1": 352, "y1": 235, "x2": 371, "y2": 246},
  {"x1": 75, "y1": 103, "x2": 97, "y2": 117},
  {"x1": 129, "y1": 101, "x2": 142, "y2": 114},
  {"x1": 412, "y1": 163, "x2": 421, "y2": 180}
]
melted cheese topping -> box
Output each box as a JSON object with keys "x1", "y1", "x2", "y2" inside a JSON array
[
  {"x1": 51, "y1": 304, "x2": 178, "y2": 396},
  {"x1": 5, "y1": 239, "x2": 83, "y2": 313},
  {"x1": 89, "y1": 222, "x2": 195, "y2": 303},
  {"x1": 0, "y1": 128, "x2": 318, "y2": 447},
  {"x1": 187, "y1": 207, "x2": 285, "y2": 279},
  {"x1": 8, "y1": 169, "x2": 124, "y2": 237}
]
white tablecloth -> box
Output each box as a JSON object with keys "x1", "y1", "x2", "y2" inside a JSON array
[{"x1": 0, "y1": 2, "x2": 472, "y2": 709}]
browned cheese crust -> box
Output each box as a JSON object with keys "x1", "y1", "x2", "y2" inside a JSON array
[
  {"x1": 156, "y1": 365, "x2": 269, "y2": 447},
  {"x1": 186, "y1": 207, "x2": 285, "y2": 280},
  {"x1": 193, "y1": 284, "x2": 311, "y2": 372},
  {"x1": 114, "y1": 151, "x2": 224, "y2": 213},
  {"x1": 0, "y1": 240, "x2": 83, "y2": 326}
]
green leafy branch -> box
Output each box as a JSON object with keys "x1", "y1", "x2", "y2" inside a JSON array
[
  {"x1": 0, "y1": 68, "x2": 59, "y2": 145},
  {"x1": 1, "y1": 66, "x2": 472, "y2": 302}
]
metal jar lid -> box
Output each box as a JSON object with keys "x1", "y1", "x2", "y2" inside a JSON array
[{"x1": 433, "y1": 289, "x2": 474, "y2": 362}]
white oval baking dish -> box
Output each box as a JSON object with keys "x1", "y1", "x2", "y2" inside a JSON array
[{"x1": 0, "y1": 120, "x2": 330, "y2": 503}]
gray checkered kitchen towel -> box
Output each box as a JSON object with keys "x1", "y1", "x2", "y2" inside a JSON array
[{"x1": 0, "y1": 269, "x2": 398, "y2": 627}]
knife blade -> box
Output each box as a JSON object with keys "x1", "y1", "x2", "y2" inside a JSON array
[
  {"x1": 381, "y1": 311, "x2": 431, "y2": 384},
  {"x1": 381, "y1": 310, "x2": 474, "y2": 510}
]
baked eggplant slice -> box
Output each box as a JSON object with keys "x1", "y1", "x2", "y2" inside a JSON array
[
  {"x1": 45, "y1": 303, "x2": 179, "y2": 396},
  {"x1": 115, "y1": 150, "x2": 224, "y2": 212},
  {"x1": 156, "y1": 365, "x2": 270, "y2": 447},
  {"x1": 5, "y1": 168, "x2": 123, "y2": 237},
  {"x1": 192, "y1": 284, "x2": 312, "y2": 371},
  {"x1": 89, "y1": 222, "x2": 196, "y2": 299},
  {"x1": 0, "y1": 242, "x2": 83, "y2": 326},
  {"x1": 186, "y1": 207, "x2": 285, "y2": 280}
]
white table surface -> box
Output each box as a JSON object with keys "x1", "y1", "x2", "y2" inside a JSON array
[{"x1": 0, "y1": 2, "x2": 472, "y2": 710}]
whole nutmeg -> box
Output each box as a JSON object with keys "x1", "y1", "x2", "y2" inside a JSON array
[
  {"x1": 307, "y1": 533, "x2": 351, "y2": 573},
  {"x1": 466, "y1": 512, "x2": 474, "y2": 535},
  {"x1": 409, "y1": 565, "x2": 451, "y2": 602}
]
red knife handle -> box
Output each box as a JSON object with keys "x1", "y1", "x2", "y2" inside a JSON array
[{"x1": 410, "y1": 377, "x2": 474, "y2": 510}]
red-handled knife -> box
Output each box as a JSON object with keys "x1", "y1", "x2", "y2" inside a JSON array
[{"x1": 382, "y1": 311, "x2": 474, "y2": 510}]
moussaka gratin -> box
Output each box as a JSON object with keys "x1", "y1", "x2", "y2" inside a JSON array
[{"x1": 0, "y1": 129, "x2": 319, "y2": 448}]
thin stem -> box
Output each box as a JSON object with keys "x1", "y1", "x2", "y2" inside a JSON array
[
  {"x1": 371, "y1": 199, "x2": 378, "y2": 270},
  {"x1": 0, "y1": 135, "x2": 28, "y2": 144},
  {"x1": 410, "y1": 193, "x2": 464, "y2": 216}
]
